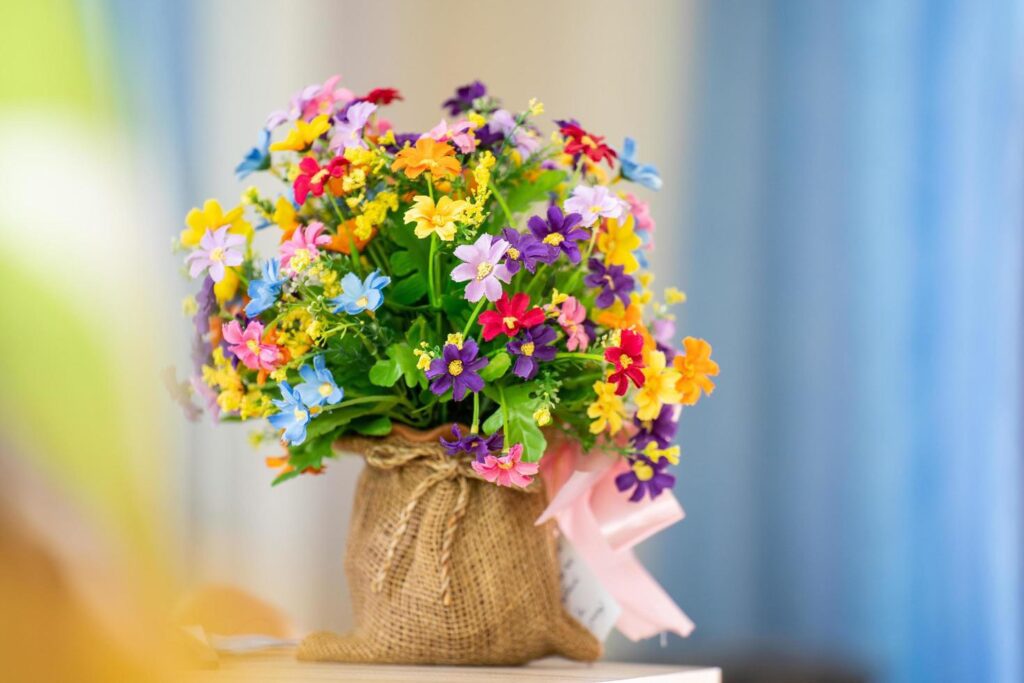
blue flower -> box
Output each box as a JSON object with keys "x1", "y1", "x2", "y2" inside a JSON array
[
  {"x1": 268, "y1": 382, "x2": 311, "y2": 446},
  {"x1": 235, "y1": 128, "x2": 271, "y2": 179},
  {"x1": 295, "y1": 355, "x2": 344, "y2": 407},
  {"x1": 245, "y1": 258, "x2": 287, "y2": 317},
  {"x1": 619, "y1": 137, "x2": 662, "y2": 191},
  {"x1": 329, "y1": 270, "x2": 391, "y2": 314}
]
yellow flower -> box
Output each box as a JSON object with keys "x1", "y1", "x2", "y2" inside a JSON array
[
  {"x1": 594, "y1": 300, "x2": 643, "y2": 329},
  {"x1": 343, "y1": 146, "x2": 376, "y2": 167},
  {"x1": 181, "y1": 199, "x2": 253, "y2": 247},
  {"x1": 468, "y1": 112, "x2": 487, "y2": 129},
  {"x1": 181, "y1": 295, "x2": 197, "y2": 316},
  {"x1": 635, "y1": 351, "x2": 682, "y2": 421},
  {"x1": 403, "y1": 195, "x2": 467, "y2": 241},
  {"x1": 413, "y1": 347, "x2": 433, "y2": 371},
  {"x1": 587, "y1": 381, "x2": 626, "y2": 435},
  {"x1": 665, "y1": 287, "x2": 687, "y2": 305},
  {"x1": 378, "y1": 129, "x2": 396, "y2": 146},
  {"x1": 528, "y1": 98, "x2": 544, "y2": 117},
  {"x1": 217, "y1": 387, "x2": 244, "y2": 413},
  {"x1": 269, "y1": 114, "x2": 331, "y2": 152},
  {"x1": 240, "y1": 390, "x2": 274, "y2": 420},
  {"x1": 596, "y1": 214, "x2": 641, "y2": 274},
  {"x1": 391, "y1": 137, "x2": 461, "y2": 180},
  {"x1": 673, "y1": 337, "x2": 719, "y2": 405},
  {"x1": 641, "y1": 442, "x2": 680, "y2": 466},
  {"x1": 446, "y1": 332, "x2": 465, "y2": 349},
  {"x1": 533, "y1": 406, "x2": 552, "y2": 426},
  {"x1": 214, "y1": 268, "x2": 240, "y2": 303}
]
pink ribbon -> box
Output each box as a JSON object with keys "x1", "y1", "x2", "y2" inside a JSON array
[{"x1": 535, "y1": 434, "x2": 694, "y2": 640}]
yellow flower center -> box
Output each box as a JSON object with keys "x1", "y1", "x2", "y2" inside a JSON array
[
  {"x1": 319, "y1": 382, "x2": 333, "y2": 397},
  {"x1": 503, "y1": 316, "x2": 518, "y2": 329},
  {"x1": 311, "y1": 169, "x2": 331, "y2": 184},
  {"x1": 476, "y1": 261, "x2": 494, "y2": 280},
  {"x1": 620, "y1": 355, "x2": 633, "y2": 369},
  {"x1": 209, "y1": 247, "x2": 226, "y2": 262},
  {"x1": 506, "y1": 246, "x2": 521, "y2": 260},
  {"x1": 293, "y1": 408, "x2": 306, "y2": 421},
  {"x1": 291, "y1": 249, "x2": 311, "y2": 272},
  {"x1": 356, "y1": 296, "x2": 369, "y2": 308},
  {"x1": 633, "y1": 461, "x2": 654, "y2": 481},
  {"x1": 309, "y1": 405, "x2": 322, "y2": 416},
  {"x1": 498, "y1": 459, "x2": 515, "y2": 470},
  {"x1": 590, "y1": 205, "x2": 604, "y2": 215},
  {"x1": 246, "y1": 339, "x2": 261, "y2": 354},
  {"x1": 543, "y1": 233, "x2": 565, "y2": 246},
  {"x1": 521, "y1": 342, "x2": 535, "y2": 357},
  {"x1": 448, "y1": 359, "x2": 464, "y2": 376}
]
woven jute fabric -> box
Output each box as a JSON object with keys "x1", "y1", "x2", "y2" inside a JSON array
[{"x1": 297, "y1": 428, "x2": 602, "y2": 665}]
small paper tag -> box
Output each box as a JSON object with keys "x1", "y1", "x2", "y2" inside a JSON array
[{"x1": 557, "y1": 536, "x2": 621, "y2": 641}]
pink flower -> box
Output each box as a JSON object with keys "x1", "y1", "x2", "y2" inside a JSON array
[
  {"x1": 299, "y1": 75, "x2": 353, "y2": 120},
  {"x1": 185, "y1": 226, "x2": 245, "y2": 283},
  {"x1": 557, "y1": 296, "x2": 590, "y2": 351},
  {"x1": 329, "y1": 101, "x2": 377, "y2": 152},
  {"x1": 423, "y1": 119, "x2": 478, "y2": 154},
  {"x1": 223, "y1": 320, "x2": 281, "y2": 371},
  {"x1": 472, "y1": 443, "x2": 539, "y2": 488},
  {"x1": 451, "y1": 233, "x2": 512, "y2": 302},
  {"x1": 625, "y1": 192, "x2": 656, "y2": 233},
  {"x1": 279, "y1": 221, "x2": 330, "y2": 273}
]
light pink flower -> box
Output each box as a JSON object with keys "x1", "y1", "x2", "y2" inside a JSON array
[
  {"x1": 489, "y1": 109, "x2": 540, "y2": 159},
  {"x1": 223, "y1": 320, "x2": 281, "y2": 372},
  {"x1": 625, "y1": 192, "x2": 656, "y2": 233},
  {"x1": 299, "y1": 75, "x2": 353, "y2": 121},
  {"x1": 557, "y1": 296, "x2": 590, "y2": 351},
  {"x1": 472, "y1": 443, "x2": 539, "y2": 488},
  {"x1": 329, "y1": 101, "x2": 377, "y2": 152},
  {"x1": 279, "y1": 221, "x2": 330, "y2": 273},
  {"x1": 564, "y1": 184, "x2": 629, "y2": 228},
  {"x1": 423, "y1": 118, "x2": 477, "y2": 154},
  {"x1": 451, "y1": 233, "x2": 512, "y2": 302},
  {"x1": 185, "y1": 226, "x2": 245, "y2": 283}
]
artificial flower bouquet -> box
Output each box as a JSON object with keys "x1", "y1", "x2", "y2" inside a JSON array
[{"x1": 176, "y1": 75, "x2": 718, "y2": 665}]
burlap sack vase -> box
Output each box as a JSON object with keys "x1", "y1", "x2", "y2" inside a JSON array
[{"x1": 298, "y1": 424, "x2": 601, "y2": 665}]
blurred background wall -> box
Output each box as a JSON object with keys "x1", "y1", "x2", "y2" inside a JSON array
[{"x1": 1, "y1": 1, "x2": 1021, "y2": 682}]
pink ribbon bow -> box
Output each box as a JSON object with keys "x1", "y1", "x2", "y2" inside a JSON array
[{"x1": 535, "y1": 433, "x2": 694, "y2": 640}]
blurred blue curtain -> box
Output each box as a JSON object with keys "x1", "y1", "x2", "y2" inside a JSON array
[{"x1": 646, "y1": 1, "x2": 1024, "y2": 681}]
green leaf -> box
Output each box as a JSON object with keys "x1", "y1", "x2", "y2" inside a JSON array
[
  {"x1": 352, "y1": 415, "x2": 393, "y2": 436},
  {"x1": 482, "y1": 382, "x2": 547, "y2": 461},
  {"x1": 369, "y1": 357, "x2": 402, "y2": 387},
  {"x1": 387, "y1": 342, "x2": 427, "y2": 389},
  {"x1": 505, "y1": 170, "x2": 567, "y2": 214},
  {"x1": 482, "y1": 408, "x2": 503, "y2": 434},
  {"x1": 479, "y1": 352, "x2": 511, "y2": 382},
  {"x1": 390, "y1": 250, "x2": 417, "y2": 276},
  {"x1": 390, "y1": 275, "x2": 428, "y2": 305}
]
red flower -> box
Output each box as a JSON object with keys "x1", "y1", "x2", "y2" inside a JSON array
[
  {"x1": 605, "y1": 329, "x2": 646, "y2": 395},
  {"x1": 361, "y1": 87, "x2": 403, "y2": 105},
  {"x1": 293, "y1": 155, "x2": 348, "y2": 204},
  {"x1": 558, "y1": 120, "x2": 618, "y2": 167},
  {"x1": 478, "y1": 292, "x2": 545, "y2": 341}
]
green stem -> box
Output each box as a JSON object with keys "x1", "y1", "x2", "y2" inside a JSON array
[
  {"x1": 488, "y1": 178, "x2": 515, "y2": 226},
  {"x1": 462, "y1": 297, "x2": 487, "y2": 337},
  {"x1": 427, "y1": 234, "x2": 439, "y2": 307},
  {"x1": 471, "y1": 391, "x2": 480, "y2": 434},
  {"x1": 323, "y1": 395, "x2": 399, "y2": 413},
  {"x1": 426, "y1": 173, "x2": 435, "y2": 202},
  {"x1": 554, "y1": 352, "x2": 605, "y2": 363},
  {"x1": 498, "y1": 385, "x2": 510, "y2": 453}
]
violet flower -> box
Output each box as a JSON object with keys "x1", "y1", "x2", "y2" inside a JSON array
[
  {"x1": 615, "y1": 455, "x2": 676, "y2": 502},
  {"x1": 185, "y1": 226, "x2": 245, "y2": 283},
  {"x1": 632, "y1": 405, "x2": 679, "y2": 450},
  {"x1": 451, "y1": 233, "x2": 512, "y2": 302},
  {"x1": 426, "y1": 338, "x2": 489, "y2": 401},
  {"x1": 527, "y1": 205, "x2": 588, "y2": 264},
  {"x1": 498, "y1": 228, "x2": 549, "y2": 274},
  {"x1": 507, "y1": 324, "x2": 558, "y2": 380},
  {"x1": 443, "y1": 80, "x2": 486, "y2": 115},
  {"x1": 584, "y1": 258, "x2": 634, "y2": 308},
  {"x1": 440, "y1": 424, "x2": 504, "y2": 462}
]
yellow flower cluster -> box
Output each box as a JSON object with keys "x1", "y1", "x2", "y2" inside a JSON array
[
  {"x1": 353, "y1": 191, "x2": 398, "y2": 241},
  {"x1": 202, "y1": 347, "x2": 245, "y2": 413},
  {"x1": 275, "y1": 308, "x2": 314, "y2": 358},
  {"x1": 461, "y1": 151, "x2": 496, "y2": 228}
]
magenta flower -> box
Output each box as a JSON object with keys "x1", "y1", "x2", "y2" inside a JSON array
[
  {"x1": 625, "y1": 192, "x2": 656, "y2": 233},
  {"x1": 223, "y1": 320, "x2": 282, "y2": 372},
  {"x1": 279, "y1": 221, "x2": 330, "y2": 274},
  {"x1": 472, "y1": 443, "x2": 539, "y2": 488},
  {"x1": 185, "y1": 226, "x2": 245, "y2": 283},
  {"x1": 329, "y1": 101, "x2": 377, "y2": 152},
  {"x1": 564, "y1": 184, "x2": 629, "y2": 228},
  {"x1": 451, "y1": 233, "x2": 512, "y2": 302},
  {"x1": 557, "y1": 296, "x2": 590, "y2": 351}
]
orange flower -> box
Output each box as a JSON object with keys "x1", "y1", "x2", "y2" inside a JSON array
[
  {"x1": 324, "y1": 219, "x2": 375, "y2": 254},
  {"x1": 673, "y1": 337, "x2": 719, "y2": 405},
  {"x1": 391, "y1": 137, "x2": 461, "y2": 180},
  {"x1": 594, "y1": 300, "x2": 643, "y2": 330}
]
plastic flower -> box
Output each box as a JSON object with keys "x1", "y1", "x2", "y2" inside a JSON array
[
  {"x1": 440, "y1": 424, "x2": 503, "y2": 462},
  {"x1": 625, "y1": 192, "x2": 656, "y2": 233},
  {"x1": 489, "y1": 109, "x2": 540, "y2": 158},
  {"x1": 236, "y1": 128, "x2": 271, "y2": 179},
  {"x1": 587, "y1": 380, "x2": 626, "y2": 435},
  {"x1": 615, "y1": 455, "x2": 675, "y2": 502},
  {"x1": 507, "y1": 324, "x2": 558, "y2": 380},
  {"x1": 499, "y1": 228, "x2": 548, "y2": 274},
  {"x1": 426, "y1": 338, "x2": 489, "y2": 401},
  {"x1": 245, "y1": 258, "x2": 287, "y2": 317},
  {"x1": 329, "y1": 101, "x2": 377, "y2": 152},
  {"x1": 451, "y1": 234, "x2": 512, "y2": 302},
  {"x1": 186, "y1": 227, "x2": 245, "y2": 283},
  {"x1": 673, "y1": 337, "x2": 719, "y2": 405},
  {"x1": 557, "y1": 119, "x2": 618, "y2": 167},
  {"x1": 584, "y1": 258, "x2": 634, "y2": 308},
  {"x1": 268, "y1": 382, "x2": 311, "y2": 446},
  {"x1": 223, "y1": 320, "x2": 282, "y2": 371},
  {"x1": 391, "y1": 137, "x2": 461, "y2": 180},
  {"x1": 605, "y1": 329, "x2": 646, "y2": 395},
  {"x1": 279, "y1": 221, "x2": 330, "y2": 273},
  {"x1": 641, "y1": 442, "x2": 681, "y2": 466},
  {"x1": 619, "y1": 137, "x2": 662, "y2": 190},
  {"x1": 181, "y1": 199, "x2": 253, "y2": 247},
  {"x1": 403, "y1": 195, "x2": 468, "y2": 241},
  {"x1": 329, "y1": 270, "x2": 391, "y2": 314},
  {"x1": 443, "y1": 80, "x2": 486, "y2": 116},
  {"x1": 478, "y1": 292, "x2": 545, "y2": 341},
  {"x1": 527, "y1": 205, "x2": 588, "y2": 264},
  {"x1": 597, "y1": 215, "x2": 642, "y2": 274},
  {"x1": 359, "y1": 87, "x2": 403, "y2": 105},
  {"x1": 632, "y1": 405, "x2": 679, "y2": 450},
  {"x1": 564, "y1": 184, "x2": 629, "y2": 228},
  {"x1": 270, "y1": 114, "x2": 331, "y2": 152},
  {"x1": 557, "y1": 296, "x2": 590, "y2": 351},
  {"x1": 634, "y1": 351, "x2": 682, "y2": 421},
  {"x1": 472, "y1": 443, "x2": 539, "y2": 488},
  {"x1": 297, "y1": 75, "x2": 351, "y2": 120},
  {"x1": 295, "y1": 355, "x2": 344, "y2": 407},
  {"x1": 424, "y1": 119, "x2": 478, "y2": 154},
  {"x1": 293, "y1": 155, "x2": 347, "y2": 204}
]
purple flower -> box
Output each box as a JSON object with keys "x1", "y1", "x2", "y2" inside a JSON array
[
  {"x1": 426, "y1": 339, "x2": 489, "y2": 401},
  {"x1": 615, "y1": 456, "x2": 676, "y2": 502},
  {"x1": 498, "y1": 228, "x2": 549, "y2": 274},
  {"x1": 584, "y1": 258, "x2": 634, "y2": 308},
  {"x1": 329, "y1": 101, "x2": 376, "y2": 152},
  {"x1": 632, "y1": 406, "x2": 679, "y2": 450},
  {"x1": 507, "y1": 324, "x2": 558, "y2": 380},
  {"x1": 564, "y1": 184, "x2": 629, "y2": 228},
  {"x1": 474, "y1": 124, "x2": 505, "y2": 149},
  {"x1": 651, "y1": 317, "x2": 678, "y2": 361},
  {"x1": 185, "y1": 226, "x2": 246, "y2": 283},
  {"x1": 528, "y1": 205, "x2": 588, "y2": 264},
  {"x1": 489, "y1": 109, "x2": 540, "y2": 159},
  {"x1": 440, "y1": 424, "x2": 504, "y2": 462},
  {"x1": 451, "y1": 233, "x2": 512, "y2": 302},
  {"x1": 443, "y1": 80, "x2": 487, "y2": 115}
]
